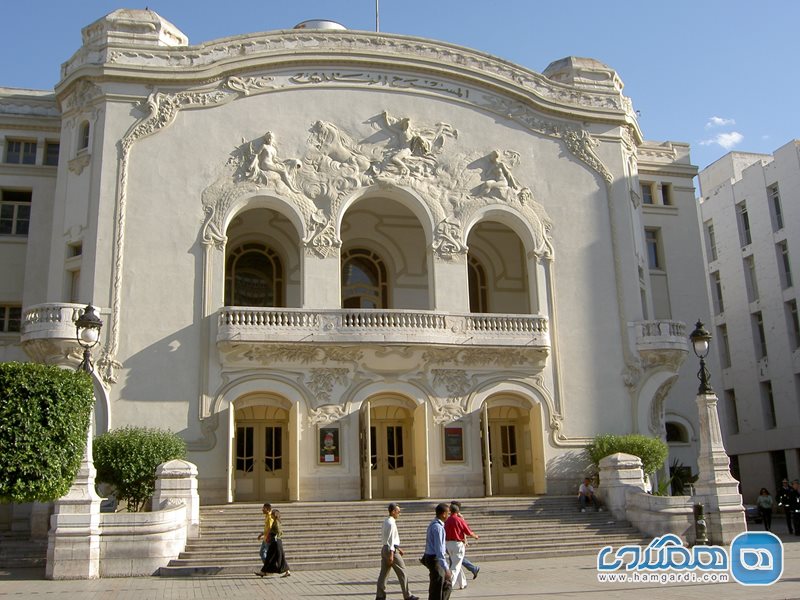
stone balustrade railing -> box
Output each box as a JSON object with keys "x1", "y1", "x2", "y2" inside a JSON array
[
  {"x1": 20, "y1": 303, "x2": 88, "y2": 342},
  {"x1": 219, "y1": 307, "x2": 549, "y2": 348},
  {"x1": 632, "y1": 319, "x2": 688, "y2": 354}
]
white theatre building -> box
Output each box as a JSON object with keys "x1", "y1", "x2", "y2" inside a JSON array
[
  {"x1": 1, "y1": 9, "x2": 713, "y2": 509},
  {"x1": 699, "y1": 141, "x2": 800, "y2": 502}
]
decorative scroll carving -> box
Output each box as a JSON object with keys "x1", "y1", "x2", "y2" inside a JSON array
[
  {"x1": 303, "y1": 209, "x2": 340, "y2": 258},
  {"x1": 430, "y1": 367, "x2": 471, "y2": 424},
  {"x1": 308, "y1": 404, "x2": 348, "y2": 426},
  {"x1": 432, "y1": 217, "x2": 468, "y2": 260},
  {"x1": 648, "y1": 375, "x2": 678, "y2": 435},
  {"x1": 562, "y1": 129, "x2": 613, "y2": 184},
  {"x1": 68, "y1": 153, "x2": 91, "y2": 175},
  {"x1": 431, "y1": 399, "x2": 467, "y2": 425},
  {"x1": 306, "y1": 368, "x2": 349, "y2": 404},
  {"x1": 423, "y1": 347, "x2": 541, "y2": 369}
]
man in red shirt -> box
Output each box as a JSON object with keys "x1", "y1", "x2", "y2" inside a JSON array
[{"x1": 444, "y1": 502, "x2": 479, "y2": 590}]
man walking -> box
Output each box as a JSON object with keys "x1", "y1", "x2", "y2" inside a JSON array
[
  {"x1": 376, "y1": 503, "x2": 419, "y2": 600},
  {"x1": 257, "y1": 503, "x2": 272, "y2": 562},
  {"x1": 444, "y1": 502, "x2": 479, "y2": 589},
  {"x1": 790, "y1": 480, "x2": 800, "y2": 536},
  {"x1": 422, "y1": 503, "x2": 452, "y2": 600},
  {"x1": 450, "y1": 500, "x2": 479, "y2": 580},
  {"x1": 776, "y1": 479, "x2": 794, "y2": 534}
]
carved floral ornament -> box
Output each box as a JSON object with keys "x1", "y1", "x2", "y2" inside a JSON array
[{"x1": 100, "y1": 73, "x2": 613, "y2": 384}]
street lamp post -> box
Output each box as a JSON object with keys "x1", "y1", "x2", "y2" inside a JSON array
[
  {"x1": 75, "y1": 305, "x2": 103, "y2": 373},
  {"x1": 687, "y1": 318, "x2": 746, "y2": 545},
  {"x1": 689, "y1": 320, "x2": 713, "y2": 395}
]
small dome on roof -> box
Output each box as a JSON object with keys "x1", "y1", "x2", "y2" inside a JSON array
[
  {"x1": 293, "y1": 19, "x2": 347, "y2": 30},
  {"x1": 543, "y1": 56, "x2": 623, "y2": 93},
  {"x1": 82, "y1": 9, "x2": 188, "y2": 48}
]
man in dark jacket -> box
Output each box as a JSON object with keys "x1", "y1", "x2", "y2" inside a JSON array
[
  {"x1": 789, "y1": 480, "x2": 800, "y2": 536},
  {"x1": 776, "y1": 479, "x2": 794, "y2": 534}
]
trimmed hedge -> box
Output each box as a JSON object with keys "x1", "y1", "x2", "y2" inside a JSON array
[
  {"x1": 586, "y1": 433, "x2": 668, "y2": 477},
  {"x1": 0, "y1": 362, "x2": 95, "y2": 503},
  {"x1": 93, "y1": 427, "x2": 186, "y2": 512}
]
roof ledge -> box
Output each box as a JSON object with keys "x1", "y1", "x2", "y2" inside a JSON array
[{"x1": 81, "y1": 8, "x2": 188, "y2": 49}]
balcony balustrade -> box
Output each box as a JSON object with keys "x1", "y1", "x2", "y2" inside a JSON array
[
  {"x1": 218, "y1": 307, "x2": 549, "y2": 349},
  {"x1": 633, "y1": 319, "x2": 688, "y2": 369},
  {"x1": 19, "y1": 303, "x2": 89, "y2": 364}
]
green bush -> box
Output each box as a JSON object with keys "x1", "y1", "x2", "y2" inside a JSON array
[
  {"x1": 0, "y1": 362, "x2": 95, "y2": 503},
  {"x1": 586, "y1": 433, "x2": 668, "y2": 477},
  {"x1": 93, "y1": 426, "x2": 186, "y2": 512}
]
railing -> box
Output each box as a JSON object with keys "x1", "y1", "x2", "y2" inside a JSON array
[
  {"x1": 20, "y1": 303, "x2": 87, "y2": 341},
  {"x1": 218, "y1": 307, "x2": 549, "y2": 348},
  {"x1": 633, "y1": 319, "x2": 688, "y2": 355}
]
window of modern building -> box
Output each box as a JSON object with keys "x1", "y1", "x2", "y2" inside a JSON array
[
  {"x1": 768, "y1": 184, "x2": 783, "y2": 231},
  {"x1": 341, "y1": 248, "x2": 388, "y2": 309},
  {"x1": 224, "y1": 243, "x2": 283, "y2": 307},
  {"x1": 78, "y1": 121, "x2": 90, "y2": 151},
  {"x1": 44, "y1": 141, "x2": 60, "y2": 166},
  {"x1": 645, "y1": 228, "x2": 661, "y2": 270},
  {"x1": 787, "y1": 299, "x2": 800, "y2": 350},
  {"x1": 777, "y1": 241, "x2": 793, "y2": 289},
  {"x1": 0, "y1": 190, "x2": 32, "y2": 235},
  {"x1": 711, "y1": 271, "x2": 724, "y2": 314},
  {"x1": 659, "y1": 183, "x2": 672, "y2": 205},
  {"x1": 705, "y1": 221, "x2": 717, "y2": 261},
  {"x1": 753, "y1": 311, "x2": 767, "y2": 359},
  {"x1": 468, "y1": 255, "x2": 488, "y2": 313},
  {"x1": 762, "y1": 380, "x2": 776, "y2": 429},
  {"x1": 736, "y1": 201, "x2": 751, "y2": 246},
  {"x1": 718, "y1": 324, "x2": 731, "y2": 368},
  {"x1": 641, "y1": 182, "x2": 654, "y2": 204},
  {"x1": 724, "y1": 389, "x2": 739, "y2": 434},
  {"x1": 0, "y1": 305, "x2": 21, "y2": 333},
  {"x1": 4, "y1": 139, "x2": 37, "y2": 164},
  {"x1": 744, "y1": 255, "x2": 759, "y2": 302}
]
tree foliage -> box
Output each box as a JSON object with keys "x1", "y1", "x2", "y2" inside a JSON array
[
  {"x1": 0, "y1": 362, "x2": 95, "y2": 503},
  {"x1": 93, "y1": 427, "x2": 186, "y2": 512},
  {"x1": 586, "y1": 433, "x2": 669, "y2": 477}
]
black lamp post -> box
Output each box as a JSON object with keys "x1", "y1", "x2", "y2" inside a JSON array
[
  {"x1": 689, "y1": 320, "x2": 713, "y2": 395},
  {"x1": 75, "y1": 304, "x2": 103, "y2": 373}
]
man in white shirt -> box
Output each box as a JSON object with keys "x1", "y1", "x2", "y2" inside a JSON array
[
  {"x1": 579, "y1": 477, "x2": 599, "y2": 512},
  {"x1": 375, "y1": 503, "x2": 419, "y2": 600}
]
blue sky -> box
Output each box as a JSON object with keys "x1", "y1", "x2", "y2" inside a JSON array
[{"x1": 3, "y1": 1, "x2": 799, "y2": 170}]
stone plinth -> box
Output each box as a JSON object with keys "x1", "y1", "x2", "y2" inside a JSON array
[{"x1": 152, "y1": 460, "x2": 200, "y2": 539}]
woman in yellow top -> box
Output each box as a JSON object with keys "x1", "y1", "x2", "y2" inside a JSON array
[
  {"x1": 256, "y1": 509, "x2": 291, "y2": 577},
  {"x1": 257, "y1": 503, "x2": 273, "y2": 561}
]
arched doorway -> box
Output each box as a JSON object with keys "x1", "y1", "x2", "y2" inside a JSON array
[
  {"x1": 481, "y1": 397, "x2": 546, "y2": 496},
  {"x1": 233, "y1": 403, "x2": 290, "y2": 502},
  {"x1": 361, "y1": 399, "x2": 417, "y2": 499}
]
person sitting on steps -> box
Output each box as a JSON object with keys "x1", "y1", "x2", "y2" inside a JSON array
[{"x1": 578, "y1": 477, "x2": 601, "y2": 513}]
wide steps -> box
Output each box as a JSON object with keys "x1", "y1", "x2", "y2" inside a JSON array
[{"x1": 160, "y1": 497, "x2": 647, "y2": 576}]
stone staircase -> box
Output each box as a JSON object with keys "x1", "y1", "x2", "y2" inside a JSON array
[
  {"x1": 160, "y1": 496, "x2": 648, "y2": 576},
  {"x1": 0, "y1": 532, "x2": 47, "y2": 569}
]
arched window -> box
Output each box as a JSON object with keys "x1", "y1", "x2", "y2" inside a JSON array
[
  {"x1": 468, "y1": 255, "x2": 488, "y2": 313},
  {"x1": 341, "y1": 248, "x2": 388, "y2": 309},
  {"x1": 225, "y1": 243, "x2": 283, "y2": 307},
  {"x1": 665, "y1": 421, "x2": 688, "y2": 443}
]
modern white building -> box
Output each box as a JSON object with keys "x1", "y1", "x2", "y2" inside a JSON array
[
  {"x1": 1, "y1": 9, "x2": 712, "y2": 514},
  {"x1": 699, "y1": 140, "x2": 800, "y2": 502}
]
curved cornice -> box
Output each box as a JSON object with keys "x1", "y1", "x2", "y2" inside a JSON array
[{"x1": 57, "y1": 28, "x2": 640, "y2": 132}]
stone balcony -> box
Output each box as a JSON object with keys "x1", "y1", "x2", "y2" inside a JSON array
[
  {"x1": 19, "y1": 303, "x2": 88, "y2": 364},
  {"x1": 632, "y1": 319, "x2": 688, "y2": 370},
  {"x1": 217, "y1": 307, "x2": 550, "y2": 349}
]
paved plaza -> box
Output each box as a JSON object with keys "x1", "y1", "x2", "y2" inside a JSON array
[{"x1": 2, "y1": 528, "x2": 799, "y2": 600}]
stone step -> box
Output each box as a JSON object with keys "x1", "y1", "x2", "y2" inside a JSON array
[{"x1": 161, "y1": 496, "x2": 647, "y2": 576}]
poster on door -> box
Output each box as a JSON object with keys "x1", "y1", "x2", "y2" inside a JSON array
[{"x1": 319, "y1": 426, "x2": 340, "y2": 464}]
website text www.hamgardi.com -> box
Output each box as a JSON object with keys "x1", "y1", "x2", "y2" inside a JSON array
[{"x1": 598, "y1": 571, "x2": 730, "y2": 584}]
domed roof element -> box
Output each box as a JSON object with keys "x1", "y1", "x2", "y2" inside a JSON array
[
  {"x1": 543, "y1": 56, "x2": 624, "y2": 93},
  {"x1": 81, "y1": 9, "x2": 188, "y2": 48}
]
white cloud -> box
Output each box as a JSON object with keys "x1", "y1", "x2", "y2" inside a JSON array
[
  {"x1": 705, "y1": 116, "x2": 736, "y2": 129},
  {"x1": 700, "y1": 132, "x2": 744, "y2": 150}
]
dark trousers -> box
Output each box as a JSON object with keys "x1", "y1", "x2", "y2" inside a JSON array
[
  {"x1": 793, "y1": 511, "x2": 800, "y2": 536},
  {"x1": 759, "y1": 508, "x2": 772, "y2": 531},
  {"x1": 422, "y1": 554, "x2": 451, "y2": 600},
  {"x1": 785, "y1": 508, "x2": 795, "y2": 534}
]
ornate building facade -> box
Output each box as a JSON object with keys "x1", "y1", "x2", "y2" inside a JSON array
[{"x1": 1, "y1": 10, "x2": 710, "y2": 506}]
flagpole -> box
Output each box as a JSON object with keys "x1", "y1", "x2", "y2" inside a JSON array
[{"x1": 376, "y1": 0, "x2": 380, "y2": 32}]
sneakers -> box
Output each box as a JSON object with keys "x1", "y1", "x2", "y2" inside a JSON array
[
  {"x1": 254, "y1": 571, "x2": 265, "y2": 577},
  {"x1": 281, "y1": 570, "x2": 291, "y2": 577},
  {"x1": 472, "y1": 566, "x2": 480, "y2": 579},
  {"x1": 580, "y1": 508, "x2": 586, "y2": 513}
]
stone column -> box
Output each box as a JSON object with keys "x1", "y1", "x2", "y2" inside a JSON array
[
  {"x1": 152, "y1": 459, "x2": 200, "y2": 539},
  {"x1": 46, "y1": 420, "x2": 101, "y2": 580},
  {"x1": 597, "y1": 452, "x2": 646, "y2": 523},
  {"x1": 693, "y1": 392, "x2": 746, "y2": 545}
]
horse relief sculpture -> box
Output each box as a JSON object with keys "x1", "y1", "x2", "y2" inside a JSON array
[{"x1": 209, "y1": 112, "x2": 552, "y2": 259}]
